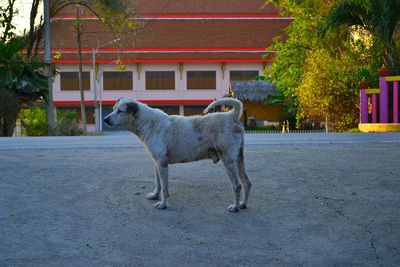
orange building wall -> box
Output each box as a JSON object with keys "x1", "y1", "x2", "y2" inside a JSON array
[{"x1": 243, "y1": 101, "x2": 283, "y2": 122}]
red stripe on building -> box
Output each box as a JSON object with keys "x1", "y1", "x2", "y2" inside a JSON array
[
  {"x1": 51, "y1": 13, "x2": 291, "y2": 20},
  {"x1": 54, "y1": 99, "x2": 213, "y2": 106},
  {"x1": 141, "y1": 13, "x2": 283, "y2": 19},
  {"x1": 51, "y1": 47, "x2": 268, "y2": 53},
  {"x1": 54, "y1": 58, "x2": 271, "y2": 64}
]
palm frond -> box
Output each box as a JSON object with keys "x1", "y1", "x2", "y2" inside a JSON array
[{"x1": 318, "y1": 0, "x2": 368, "y2": 36}]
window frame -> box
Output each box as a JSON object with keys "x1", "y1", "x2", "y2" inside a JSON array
[
  {"x1": 103, "y1": 71, "x2": 133, "y2": 91},
  {"x1": 60, "y1": 71, "x2": 91, "y2": 91},
  {"x1": 145, "y1": 71, "x2": 176, "y2": 90},
  {"x1": 229, "y1": 70, "x2": 259, "y2": 82},
  {"x1": 186, "y1": 70, "x2": 216, "y2": 90}
]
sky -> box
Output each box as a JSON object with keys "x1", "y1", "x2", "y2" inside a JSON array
[{"x1": 0, "y1": 0, "x2": 43, "y2": 35}]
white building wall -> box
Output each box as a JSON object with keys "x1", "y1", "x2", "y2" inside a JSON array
[{"x1": 52, "y1": 62, "x2": 265, "y2": 103}]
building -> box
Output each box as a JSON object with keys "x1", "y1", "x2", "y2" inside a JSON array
[
  {"x1": 230, "y1": 81, "x2": 282, "y2": 124},
  {"x1": 50, "y1": 0, "x2": 292, "y2": 131}
]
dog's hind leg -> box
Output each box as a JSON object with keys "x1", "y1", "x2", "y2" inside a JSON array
[
  {"x1": 222, "y1": 155, "x2": 242, "y2": 212},
  {"x1": 153, "y1": 163, "x2": 169, "y2": 209},
  {"x1": 146, "y1": 166, "x2": 160, "y2": 200},
  {"x1": 238, "y1": 149, "x2": 252, "y2": 209}
]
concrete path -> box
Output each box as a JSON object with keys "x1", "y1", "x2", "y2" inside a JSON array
[
  {"x1": 1, "y1": 132, "x2": 399, "y2": 150},
  {"x1": 0, "y1": 133, "x2": 399, "y2": 266}
]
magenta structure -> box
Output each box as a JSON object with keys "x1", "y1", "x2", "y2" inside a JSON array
[{"x1": 359, "y1": 72, "x2": 400, "y2": 132}]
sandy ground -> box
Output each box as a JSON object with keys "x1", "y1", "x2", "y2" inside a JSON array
[{"x1": 0, "y1": 140, "x2": 399, "y2": 266}]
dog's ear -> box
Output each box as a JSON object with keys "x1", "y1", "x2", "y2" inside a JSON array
[
  {"x1": 113, "y1": 97, "x2": 124, "y2": 110},
  {"x1": 126, "y1": 102, "x2": 138, "y2": 114}
]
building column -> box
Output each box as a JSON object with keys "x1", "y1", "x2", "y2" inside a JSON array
[
  {"x1": 394, "y1": 81, "x2": 399, "y2": 123},
  {"x1": 379, "y1": 76, "x2": 389, "y2": 123},
  {"x1": 179, "y1": 105, "x2": 184, "y2": 116},
  {"x1": 360, "y1": 89, "x2": 368, "y2": 123},
  {"x1": 372, "y1": 94, "x2": 378, "y2": 123}
]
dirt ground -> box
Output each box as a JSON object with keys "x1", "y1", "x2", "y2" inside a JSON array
[{"x1": 0, "y1": 141, "x2": 399, "y2": 266}]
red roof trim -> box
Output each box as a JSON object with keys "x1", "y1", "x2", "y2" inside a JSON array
[
  {"x1": 51, "y1": 13, "x2": 292, "y2": 20},
  {"x1": 54, "y1": 99, "x2": 213, "y2": 106},
  {"x1": 51, "y1": 47, "x2": 268, "y2": 53},
  {"x1": 142, "y1": 13, "x2": 283, "y2": 18},
  {"x1": 54, "y1": 58, "x2": 271, "y2": 64}
]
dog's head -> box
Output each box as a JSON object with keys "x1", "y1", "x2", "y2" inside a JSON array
[{"x1": 104, "y1": 98, "x2": 139, "y2": 127}]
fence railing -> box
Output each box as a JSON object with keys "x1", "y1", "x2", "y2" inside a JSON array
[{"x1": 245, "y1": 129, "x2": 326, "y2": 134}]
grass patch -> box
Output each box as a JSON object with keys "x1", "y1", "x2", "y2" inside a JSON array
[{"x1": 346, "y1": 128, "x2": 361, "y2": 133}]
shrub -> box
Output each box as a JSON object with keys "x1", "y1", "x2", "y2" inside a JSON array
[
  {"x1": 55, "y1": 109, "x2": 82, "y2": 136},
  {"x1": 19, "y1": 106, "x2": 48, "y2": 136},
  {"x1": 19, "y1": 106, "x2": 82, "y2": 136},
  {"x1": 347, "y1": 128, "x2": 361, "y2": 133}
]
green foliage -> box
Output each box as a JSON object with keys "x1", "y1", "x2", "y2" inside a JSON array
[
  {"x1": 297, "y1": 49, "x2": 359, "y2": 131},
  {"x1": 264, "y1": 0, "x2": 388, "y2": 131},
  {"x1": 265, "y1": 0, "x2": 333, "y2": 115},
  {"x1": 0, "y1": 39, "x2": 48, "y2": 136},
  {"x1": 18, "y1": 106, "x2": 82, "y2": 136},
  {"x1": 0, "y1": 40, "x2": 48, "y2": 100},
  {"x1": 19, "y1": 106, "x2": 47, "y2": 136},
  {"x1": 55, "y1": 109, "x2": 82, "y2": 136},
  {"x1": 347, "y1": 127, "x2": 361, "y2": 133},
  {"x1": 0, "y1": 2, "x2": 17, "y2": 42},
  {"x1": 319, "y1": 0, "x2": 400, "y2": 68},
  {"x1": 92, "y1": 1, "x2": 136, "y2": 32}
]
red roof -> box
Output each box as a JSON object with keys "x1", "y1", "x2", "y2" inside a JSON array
[{"x1": 50, "y1": 0, "x2": 290, "y2": 63}]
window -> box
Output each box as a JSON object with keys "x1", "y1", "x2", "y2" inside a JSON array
[
  {"x1": 229, "y1": 70, "x2": 259, "y2": 81},
  {"x1": 103, "y1": 71, "x2": 133, "y2": 90},
  {"x1": 60, "y1": 72, "x2": 90, "y2": 91},
  {"x1": 146, "y1": 71, "x2": 175, "y2": 90},
  {"x1": 151, "y1": 105, "x2": 180, "y2": 115},
  {"x1": 187, "y1": 71, "x2": 216, "y2": 90},
  {"x1": 184, "y1": 105, "x2": 208, "y2": 116}
]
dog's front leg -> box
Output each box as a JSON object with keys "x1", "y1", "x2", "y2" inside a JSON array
[
  {"x1": 153, "y1": 163, "x2": 169, "y2": 209},
  {"x1": 146, "y1": 166, "x2": 161, "y2": 200}
]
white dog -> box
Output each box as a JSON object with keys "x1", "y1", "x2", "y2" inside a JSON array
[{"x1": 104, "y1": 98, "x2": 252, "y2": 212}]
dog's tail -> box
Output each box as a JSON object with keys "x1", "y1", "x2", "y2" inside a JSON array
[{"x1": 203, "y1": 98, "x2": 243, "y2": 122}]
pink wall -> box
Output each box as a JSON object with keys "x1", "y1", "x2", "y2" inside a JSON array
[{"x1": 52, "y1": 62, "x2": 266, "y2": 103}]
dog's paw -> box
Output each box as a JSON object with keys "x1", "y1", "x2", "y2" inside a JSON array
[
  {"x1": 239, "y1": 202, "x2": 247, "y2": 209},
  {"x1": 154, "y1": 201, "x2": 167, "y2": 209},
  {"x1": 227, "y1": 204, "x2": 240, "y2": 212},
  {"x1": 146, "y1": 192, "x2": 160, "y2": 200}
]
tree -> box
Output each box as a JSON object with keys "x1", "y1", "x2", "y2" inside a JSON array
[
  {"x1": 297, "y1": 49, "x2": 359, "y2": 131},
  {"x1": 265, "y1": 0, "x2": 339, "y2": 127},
  {"x1": 265, "y1": 0, "x2": 383, "y2": 131},
  {"x1": 319, "y1": 0, "x2": 400, "y2": 70},
  {"x1": 0, "y1": 39, "x2": 48, "y2": 136},
  {"x1": 50, "y1": 0, "x2": 137, "y2": 134},
  {"x1": 1, "y1": 0, "x2": 137, "y2": 135}
]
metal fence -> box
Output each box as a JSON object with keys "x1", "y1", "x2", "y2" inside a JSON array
[{"x1": 245, "y1": 129, "x2": 327, "y2": 134}]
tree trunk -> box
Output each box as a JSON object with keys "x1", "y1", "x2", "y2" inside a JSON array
[
  {"x1": 383, "y1": 49, "x2": 395, "y2": 70},
  {"x1": 0, "y1": 88, "x2": 19, "y2": 137},
  {"x1": 44, "y1": 0, "x2": 55, "y2": 135},
  {"x1": 325, "y1": 116, "x2": 329, "y2": 133},
  {"x1": 75, "y1": 6, "x2": 87, "y2": 134},
  {"x1": 1, "y1": 119, "x2": 17, "y2": 136}
]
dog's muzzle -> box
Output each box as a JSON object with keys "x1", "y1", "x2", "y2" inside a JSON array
[{"x1": 104, "y1": 116, "x2": 112, "y2": 126}]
